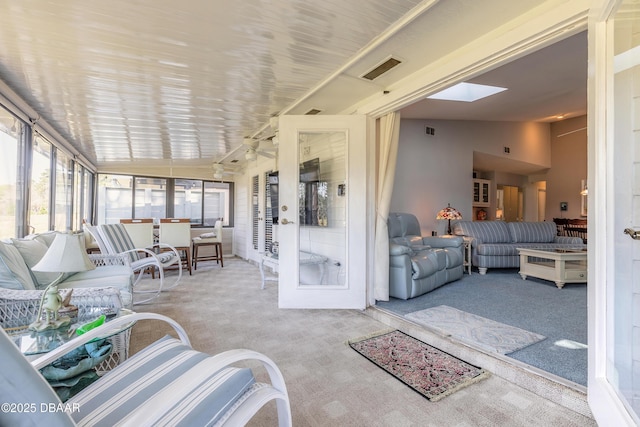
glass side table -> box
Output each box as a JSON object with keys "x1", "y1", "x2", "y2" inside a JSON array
[
  {"x1": 6, "y1": 307, "x2": 135, "y2": 358},
  {"x1": 6, "y1": 307, "x2": 136, "y2": 401}
]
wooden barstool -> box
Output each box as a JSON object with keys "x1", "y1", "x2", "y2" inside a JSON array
[{"x1": 191, "y1": 220, "x2": 223, "y2": 269}]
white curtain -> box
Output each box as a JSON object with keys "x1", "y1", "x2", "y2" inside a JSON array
[{"x1": 373, "y1": 111, "x2": 400, "y2": 301}]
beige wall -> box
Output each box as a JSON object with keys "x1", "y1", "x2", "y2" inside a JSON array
[
  {"x1": 391, "y1": 119, "x2": 551, "y2": 235},
  {"x1": 545, "y1": 115, "x2": 587, "y2": 220},
  {"x1": 392, "y1": 116, "x2": 587, "y2": 230}
]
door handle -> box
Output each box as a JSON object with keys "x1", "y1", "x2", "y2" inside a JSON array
[
  {"x1": 624, "y1": 228, "x2": 640, "y2": 240},
  {"x1": 280, "y1": 218, "x2": 295, "y2": 225}
]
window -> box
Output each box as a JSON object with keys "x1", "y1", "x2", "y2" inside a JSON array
[
  {"x1": 54, "y1": 151, "x2": 73, "y2": 231},
  {"x1": 0, "y1": 108, "x2": 93, "y2": 237},
  {"x1": 204, "y1": 181, "x2": 230, "y2": 226},
  {"x1": 30, "y1": 136, "x2": 52, "y2": 233},
  {"x1": 96, "y1": 174, "x2": 233, "y2": 226},
  {"x1": 72, "y1": 164, "x2": 95, "y2": 230},
  {"x1": 97, "y1": 174, "x2": 133, "y2": 224},
  {"x1": 0, "y1": 108, "x2": 19, "y2": 239},
  {"x1": 135, "y1": 177, "x2": 166, "y2": 219},
  {"x1": 81, "y1": 168, "x2": 94, "y2": 226},
  {"x1": 174, "y1": 179, "x2": 202, "y2": 223}
]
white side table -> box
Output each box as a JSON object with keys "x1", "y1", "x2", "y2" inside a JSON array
[
  {"x1": 260, "y1": 253, "x2": 279, "y2": 290},
  {"x1": 259, "y1": 251, "x2": 329, "y2": 289},
  {"x1": 463, "y1": 237, "x2": 473, "y2": 274}
]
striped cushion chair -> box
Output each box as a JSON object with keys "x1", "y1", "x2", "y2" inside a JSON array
[
  {"x1": 1, "y1": 312, "x2": 292, "y2": 427},
  {"x1": 87, "y1": 224, "x2": 182, "y2": 305}
]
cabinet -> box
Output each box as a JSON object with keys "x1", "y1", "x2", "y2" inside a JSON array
[{"x1": 473, "y1": 179, "x2": 491, "y2": 207}]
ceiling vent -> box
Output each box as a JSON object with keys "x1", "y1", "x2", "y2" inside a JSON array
[
  {"x1": 305, "y1": 109, "x2": 322, "y2": 115},
  {"x1": 361, "y1": 57, "x2": 402, "y2": 81}
]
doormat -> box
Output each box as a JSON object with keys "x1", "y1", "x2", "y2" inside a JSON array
[
  {"x1": 405, "y1": 305, "x2": 546, "y2": 354},
  {"x1": 348, "y1": 330, "x2": 489, "y2": 401}
]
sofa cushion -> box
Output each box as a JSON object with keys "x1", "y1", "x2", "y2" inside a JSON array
[
  {"x1": 454, "y1": 221, "x2": 511, "y2": 243},
  {"x1": 11, "y1": 238, "x2": 62, "y2": 288},
  {"x1": 62, "y1": 265, "x2": 132, "y2": 291},
  {"x1": 476, "y1": 244, "x2": 521, "y2": 257},
  {"x1": 508, "y1": 221, "x2": 556, "y2": 243},
  {"x1": 411, "y1": 250, "x2": 445, "y2": 279},
  {"x1": 0, "y1": 241, "x2": 36, "y2": 290}
]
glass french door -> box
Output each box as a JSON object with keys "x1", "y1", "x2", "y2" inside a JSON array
[
  {"x1": 590, "y1": 0, "x2": 640, "y2": 424},
  {"x1": 277, "y1": 115, "x2": 367, "y2": 309}
]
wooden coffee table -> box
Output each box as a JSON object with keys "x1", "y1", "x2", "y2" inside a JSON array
[{"x1": 517, "y1": 247, "x2": 587, "y2": 288}]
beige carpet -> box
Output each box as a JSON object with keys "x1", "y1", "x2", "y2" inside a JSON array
[{"x1": 129, "y1": 257, "x2": 596, "y2": 426}]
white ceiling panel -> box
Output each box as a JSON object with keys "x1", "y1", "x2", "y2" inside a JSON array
[{"x1": 0, "y1": 0, "x2": 586, "y2": 173}]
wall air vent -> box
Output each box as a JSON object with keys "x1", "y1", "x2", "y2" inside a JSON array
[
  {"x1": 305, "y1": 109, "x2": 322, "y2": 115},
  {"x1": 361, "y1": 57, "x2": 402, "y2": 81}
]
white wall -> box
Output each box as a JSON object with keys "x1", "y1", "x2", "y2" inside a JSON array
[{"x1": 391, "y1": 119, "x2": 551, "y2": 235}]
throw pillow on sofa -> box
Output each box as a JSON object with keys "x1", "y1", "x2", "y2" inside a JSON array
[
  {"x1": 11, "y1": 238, "x2": 64, "y2": 288},
  {"x1": 0, "y1": 241, "x2": 36, "y2": 290}
]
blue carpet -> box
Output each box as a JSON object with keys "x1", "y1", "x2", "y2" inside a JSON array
[{"x1": 377, "y1": 269, "x2": 587, "y2": 386}]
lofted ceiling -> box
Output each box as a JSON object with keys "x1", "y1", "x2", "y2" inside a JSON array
[{"x1": 0, "y1": 0, "x2": 586, "y2": 176}]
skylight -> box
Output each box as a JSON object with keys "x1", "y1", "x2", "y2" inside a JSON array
[{"x1": 427, "y1": 82, "x2": 507, "y2": 102}]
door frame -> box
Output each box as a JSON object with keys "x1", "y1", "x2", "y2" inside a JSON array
[
  {"x1": 587, "y1": 0, "x2": 637, "y2": 424},
  {"x1": 352, "y1": 0, "x2": 635, "y2": 423}
]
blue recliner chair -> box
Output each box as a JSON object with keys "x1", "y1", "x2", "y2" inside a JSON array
[{"x1": 388, "y1": 212, "x2": 464, "y2": 299}]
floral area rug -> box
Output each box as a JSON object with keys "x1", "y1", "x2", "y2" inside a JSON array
[{"x1": 349, "y1": 330, "x2": 489, "y2": 401}]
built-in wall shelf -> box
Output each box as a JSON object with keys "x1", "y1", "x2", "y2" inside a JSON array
[{"x1": 473, "y1": 178, "x2": 491, "y2": 207}]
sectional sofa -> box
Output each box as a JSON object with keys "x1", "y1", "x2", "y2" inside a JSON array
[{"x1": 452, "y1": 220, "x2": 585, "y2": 274}]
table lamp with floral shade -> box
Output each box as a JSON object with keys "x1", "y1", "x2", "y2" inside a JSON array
[
  {"x1": 436, "y1": 203, "x2": 462, "y2": 235},
  {"x1": 28, "y1": 233, "x2": 96, "y2": 331}
]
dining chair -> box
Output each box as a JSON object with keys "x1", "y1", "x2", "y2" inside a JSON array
[
  {"x1": 159, "y1": 218, "x2": 192, "y2": 275},
  {"x1": 120, "y1": 218, "x2": 155, "y2": 249},
  {"x1": 87, "y1": 224, "x2": 182, "y2": 304}
]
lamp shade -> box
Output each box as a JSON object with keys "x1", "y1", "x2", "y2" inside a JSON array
[
  {"x1": 32, "y1": 233, "x2": 96, "y2": 273},
  {"x1": 436, "y1": 203, "x2": 462, "y2": 235},
  {"x1": 436, "y1": 204, "x2": 462, "y2": 220}
]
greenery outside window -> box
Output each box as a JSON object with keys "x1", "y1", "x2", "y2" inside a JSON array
[
  {"x1": 0, "y1": 108, "x2": 19, "y2": 239},
  {"x1": 54, "y1": 151, "x2": 73, "y2": 231},
  {"x1": 30, "y1": 136, "x2": 51, "y2": 233}
]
